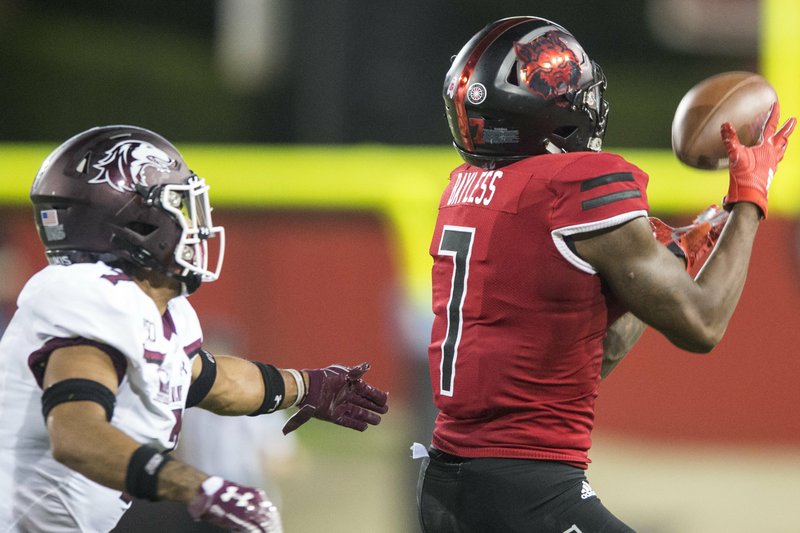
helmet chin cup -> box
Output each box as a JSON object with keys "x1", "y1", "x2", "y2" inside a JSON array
[{"x1": 175, "y1": 270, "x2": 202, "y2": 296}]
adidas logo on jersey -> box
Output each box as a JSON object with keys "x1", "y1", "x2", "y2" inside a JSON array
[{"x1": 580, "y1": 480, "x2": 596, "y2": 500}]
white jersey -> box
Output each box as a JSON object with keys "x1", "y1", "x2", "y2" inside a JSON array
[{"x1": 0, "y1": 262, "x2": 203, "y2": 532}]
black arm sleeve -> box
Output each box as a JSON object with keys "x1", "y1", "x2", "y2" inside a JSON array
[{"x1": 41, "y1": 378, "x2": 116, "y2": 421}]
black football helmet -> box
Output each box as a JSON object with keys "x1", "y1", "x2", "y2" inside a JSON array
[
  {"x1": 30, "y1": 125, "x2": 225, "y2": 293},
  {"x1": 443, "y1": 16, "x2": 609, "y2": 167}
]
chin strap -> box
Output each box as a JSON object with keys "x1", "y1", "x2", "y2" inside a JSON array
[
  {"x1": 543, "y1": 140, "x2": 566, "y2": 154},
  {"x1": 107, "y1": 235, "x2": 202, "y2": 294},
  {"x1": 170, "y1": 269, "x2": 201, "y2": 295}
]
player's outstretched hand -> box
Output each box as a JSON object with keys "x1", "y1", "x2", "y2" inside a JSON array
[
  {"x1": 187, "y1": 476, "x2": 283, "y2": 533},
  {"x1": 282, "y1": 362, "x2": 389, "y2": 434},
  {"x1": 649, "y1": 204, "x2": 729, "y2": 272},
  {"x1": 721, "y1": 102, "x2": 796, "y2": 218}
]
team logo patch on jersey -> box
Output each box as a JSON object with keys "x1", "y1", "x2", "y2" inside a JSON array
[
  {"x1": 89, "y1": 140, "x2": 178, "y2": 192},
  {"x1": 513, "y1": 32, "x2": 581, "y2": 100}
]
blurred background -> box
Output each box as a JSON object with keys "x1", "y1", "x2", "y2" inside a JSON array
[
  {"x1": 0, "y1": 0, "x2": 766, "y2": 146},
  {"x1": 1, "y1": 0, "x2": 800, "y2": 532}
]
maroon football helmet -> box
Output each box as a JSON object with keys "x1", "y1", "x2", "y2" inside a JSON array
[
  {"x1": 30, "y1": 125, "x2": 225, "y2": 293},
  {"x1": 443, "y1": 16, "x2": 609, "y2": 167}
]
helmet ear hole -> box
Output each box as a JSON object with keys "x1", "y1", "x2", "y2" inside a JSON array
[
  {"x1": 75, "y1": 153, "x2": 92, "y2": 175},
  {"x1": 552, "y1": 126, "x2": 577, "y2": 138},
  {"x1": 506, "y1": 63, "x2": 520, "y2": 86},
  {"x1": 126, "y1": 222, "x2": 158, "y2": 237}
]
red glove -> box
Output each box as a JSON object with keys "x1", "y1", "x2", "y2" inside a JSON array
[
  {"x1": 187, "y1": 476, "x2": 282, "y2": 533},
  {"x1": 721, "y1": 102, "x2": 796, "y2": 219},
  {"x1": 649, "y1": 205, "x2": 729, "y2": 272},
  {"x1": 282, "y1": 362, "x2": 389, "y2": 435}
]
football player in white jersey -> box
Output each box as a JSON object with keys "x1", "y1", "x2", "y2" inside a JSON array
[{"x1": 0, "y1": 125, "x2": 389, "y2": 533}]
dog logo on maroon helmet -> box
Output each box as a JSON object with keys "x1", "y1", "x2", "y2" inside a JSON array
[
  {"x1": 89, "y1": 140, "x2": 178, "y2": 192},
  {"x1": 514, "y1": 32, "x2": 581, "y2": 100}
]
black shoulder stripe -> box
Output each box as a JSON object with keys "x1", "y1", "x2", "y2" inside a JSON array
[
  {"x1": 580, "y1": 172, "x2": 635, "y2": 191},
  {"x1": 582, "y1": 190, "x2": 642, "y2": 210}
]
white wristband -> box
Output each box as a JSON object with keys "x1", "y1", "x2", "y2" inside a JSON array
[{"x1": 286, "y1": 369, "x2": 306, "y2": 407}]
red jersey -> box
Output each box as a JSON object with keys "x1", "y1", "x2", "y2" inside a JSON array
[{"x1": 428, "y1": 151, "x2": 649, "y2": 467}]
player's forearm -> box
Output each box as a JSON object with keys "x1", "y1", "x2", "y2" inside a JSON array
[
  {"x1": 47, "y1": 403, "x2": 147, "y2": 490},
  {"x1": 154, "y1": 460, "x2": 209, "y2": 502},
  {"x1": 48, "y1": 402, "x2": 212, "y2": 503},
  {"x1": 691, "y1": 203, "x2": 760, "y2": 338},
  {"x1": 649, "y1": 204, "x2": 759, "y2": 352},
  {"x1": 198, "y1": 355, "x2": 304, "y2": 415}
]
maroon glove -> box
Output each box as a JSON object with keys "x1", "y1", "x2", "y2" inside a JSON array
[
  {"x1": 722, "y1": 102, "x2": 796, "y2": 219},
  {"x1": 649, "y1": 205, "x2": 728, "y2": 272},
  {"x1": 282, "y1": 362, "x2": 389, "y2": 434},
  {"x1": 187, "y1": 476, "x2": 282, "y2": 533}
]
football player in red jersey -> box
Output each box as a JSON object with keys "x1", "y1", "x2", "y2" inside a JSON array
[
  {"x1": 0, "y1": 125, "x2": 388, "y2": 532},
  {"x1": 418, "y1": 16, "x2": 795, "y2": 533}
]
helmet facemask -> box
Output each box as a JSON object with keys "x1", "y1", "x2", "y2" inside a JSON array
[
  {"x1": 144, "y1": 176, "x2": 225, "y2": 292},
  {"x1": 559, "y1": 61, "x2": 609, "y2": 153}
]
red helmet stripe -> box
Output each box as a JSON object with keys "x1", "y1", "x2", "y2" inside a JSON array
[{"x1": 454, "y1": 17, "x2": 531, "y2": 151}]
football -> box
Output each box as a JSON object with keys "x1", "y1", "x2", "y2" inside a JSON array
[{"x1": 671, "y1": 71, "x2": 777, "y2": 170}]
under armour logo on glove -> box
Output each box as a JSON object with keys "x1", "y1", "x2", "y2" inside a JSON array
[
  {"x1": 188, "y1": 476, "x2": 283, "y2": 533},
  {"x1": 219, "y1": 486, "x2": 256, "y2": 507}
]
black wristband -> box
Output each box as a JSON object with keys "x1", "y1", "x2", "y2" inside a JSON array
[
  {"x1": 125, "y1": 445, "x2": 173, "y2": 501},
  {"x1": 248, "y1": 362, "x2": 285, "y2": 416}
]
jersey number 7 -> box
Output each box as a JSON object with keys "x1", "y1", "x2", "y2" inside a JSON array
[{"x1": 437, "y1": 225, "x2": 475, "y2": 397}]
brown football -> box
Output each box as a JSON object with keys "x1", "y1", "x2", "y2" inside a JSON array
[{"x1": 671, "y1": 71, "x2": 777, "y2": 170}]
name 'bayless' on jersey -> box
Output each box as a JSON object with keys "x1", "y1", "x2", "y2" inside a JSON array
[{"x1": 446, "y1": 170, "x2": 504, "y2": 207}]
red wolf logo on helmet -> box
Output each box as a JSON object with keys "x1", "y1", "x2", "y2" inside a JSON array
[
  {"x1": 88, "y1": 140, "x2": 179, "y2": 192},
  {"x1": 514, "y1": 32, "x2": 582, "y2": 101}
]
